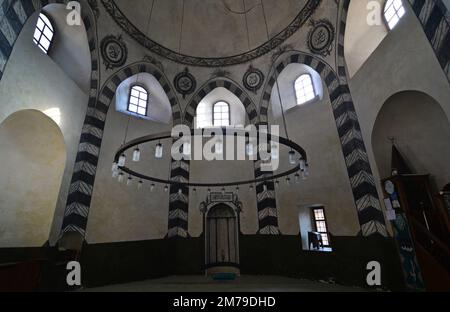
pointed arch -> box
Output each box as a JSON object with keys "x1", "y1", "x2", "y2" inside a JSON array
[
  {"x1": 183, "y1": 78, "x2": 259, "y2": 128},
  {"x1": 259, "y1": 51, "x2": 387, "y2": 237},
  {"x1": 60, "y1": 61, "x2": 182, "y2": 241}
]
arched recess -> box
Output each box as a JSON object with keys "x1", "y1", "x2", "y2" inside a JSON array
[
  {"x1": 184, "y1": 79, "x2": 259, "y2": 128},
  {"x1": 372, "y1": 91, "x2": 450, "y2": 189},
  {"x1": 270, "y1": 63, "x2": 324, "y2": 119},
  {"x1": 259, "y1": 51, "x2": 388, "y2": 237},
  {"x1": 59, "y1": 62, "x2": 181, "y2": 246},
  {"x1": 115, "y1": 73, "x2": 173, "y2": 123},
  {"x1": 344, "y1": 0, "x2": 389, "y2": 78},
  {"x1": 0, "y1": 0, "x2": 99, "y2": 248},
  {"x1": 0, "y1": 110, "x2": 66, "y2": 247},
  {"x1": 0, "y1": 0, "x2": 98, "y2": 87},
  {"x1": 40, "y1": 3, "x2": 92, "y2": 92}
]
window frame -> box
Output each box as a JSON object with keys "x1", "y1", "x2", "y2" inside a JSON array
[
  {"x1": 311, "y1": 207, "x2": 331, "y2": 247},
  {"x1": 212, "y1": 101, "x2": 231, "y2": 127},
  {"x1": 127, "y1": 84, "x2": 149, "y2": 117},
  {"x1": 294, "y1": 74, "x2": 317, "y2": 106},
  {"x1": 33, "y1": 13, "x2": 55, "y2": 54},
  {"x1": 383, "y1": 0, "x2": 406, "y2": 30}
]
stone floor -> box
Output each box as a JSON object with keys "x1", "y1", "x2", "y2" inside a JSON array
[{"x1": 81, "y1": 275, "x2": 368, "y2": 292}]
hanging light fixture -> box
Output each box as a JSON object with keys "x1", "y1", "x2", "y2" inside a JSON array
[
  {"x1": 155, "y1": 142, "x2": 163, "y2": 159},
  {"x1": 127, "y1": 176, "x2": 133, "y2": 186},
  {"x1": 295, "y1": 173, "x2": 300, "y2": 184},
  {"x1": 118, "y1": 154, "x2": 126, "y2": 167},
  {"x1": 289, "y1": 150, "x2": 297, "y2": 165},
  {"x1": 178, "y1": 188, "x2": 183, "y2": 195},
  {"x1": 271, "y1": 142, "x2": 279, "y2": 160},
  {"x1": 133, "y1": 147, "x2": 141, "y2": 162},
  {"x1": 138, "y1": 180, "x2": 143, "y2": 189},
  {"x1": 263, "y1": 184, "x2": 268, "y2": 192},
  {"x1": 275, "y1": 180, "x2": 280, "y2": 188},
  {"x1": 112, "y1": 169, "x2": 119, "y2": 178},
  {"x1": 303, "y1": 164, "x2": 310, "y2": 179},
  {"x1": 236, "y1": 186, "x2": 240, "y2": 194},
  {"x1": 118, "y1": 172, "x2": 124, "y2": 183},
  {"x1": 150, "y1": 183, "x2": 155, "y2": 192},
  {"x1": 164, "y1": 185, "x2": 169, "y2": 192},
  {"x1": 286, "y1": 177, "x2": 291, "y2": 186}
]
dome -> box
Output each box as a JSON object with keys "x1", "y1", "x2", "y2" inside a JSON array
[{"x1": 107, "y1": 0, "x2": 317, "y2": 64}]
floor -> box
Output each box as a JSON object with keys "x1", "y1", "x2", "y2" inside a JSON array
[{"x1": 81, "y1": 275, "x2": 368, "y2": 292}]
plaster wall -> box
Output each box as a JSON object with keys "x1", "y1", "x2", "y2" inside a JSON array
[
  {"x1": 349, "y1": 6, "x2": 450, "y2": 200},
  {"x1": 0, "y1": 12, "x2": 89, "y2": 246},
  {"x1": 0, "y1": 110, "x2": 66, "y2": 247},
  {"x1": 269, "y1": 83, "x2": 360, "y2": 237},
  {"x1": 344, "y1": 0, "x2": 387, "y2": 78},
  {"x1": 86, "y1": 107, "x2": 173, "y2": 243}
]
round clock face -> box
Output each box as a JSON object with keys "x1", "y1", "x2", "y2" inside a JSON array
[{"x1": 385, "y1": 180, "x2": 395, "y2": 195}]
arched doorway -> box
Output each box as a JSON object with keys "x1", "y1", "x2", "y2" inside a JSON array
[
  {"x1": 371, "y1": 91, "x2": 450, "y2": 190},
  {"x1": 0, "y1": 110, "x2": 66, "y2": 247},
  {"x1": 205, "y1": 203, "x2": 240, "y2": 275}
]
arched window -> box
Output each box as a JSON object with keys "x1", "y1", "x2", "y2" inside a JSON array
[
  {"x1": 213, "y1": 102, "x2": 230, "y2": 127},
  {"x1": 128, "y1": 85, "x2": 149, "y2": 117},
  {"x1": 384, "y1": 0, "x2": 405, "y2": 30},
  {"x1": 294, "y1": 74, "x2": 316, "y2": 105},
  {"x1": 33, "y1": 13, "x2": 54, "y2": 54}
]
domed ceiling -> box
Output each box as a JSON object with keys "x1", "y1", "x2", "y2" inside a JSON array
[{"x1": 102, "y1": 0, "x2": 321, "y2": 66}]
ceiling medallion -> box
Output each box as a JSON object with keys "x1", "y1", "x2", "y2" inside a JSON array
[
  {"x1": 100, "y1": 35, "x2": 128, "y2": 70},
  {"x1": 174, "y1": 68, "x2": 197, "y2": 99},
  {"x1": 307, "y1": 19, "x2": 335, "y2": 57},
  {"x1": 243, "y1": 66, "x2": 265, "y2": 94}
]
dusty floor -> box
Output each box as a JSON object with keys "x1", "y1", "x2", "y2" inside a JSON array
[{"x1": 81, "y1": 275, "x2": 368, "y2": 292}]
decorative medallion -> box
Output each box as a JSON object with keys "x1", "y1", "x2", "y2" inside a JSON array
[
  {"x1": 243, "y1": 66, "x2": 265, "y2": 94},
  {"x1": 174, "y1": 67, "x2": 196, "y2": 99},
  {"x1": 100, "y1": 35, "x2": 128, "y2": 70},
  {"x1": 307, "y1": 19, "x2": 335, "y2": 57}
]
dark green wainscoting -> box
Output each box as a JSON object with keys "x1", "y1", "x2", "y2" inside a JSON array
[
  {"x1": 79, "y1": 235, "x2": 405, "y2": 291},
  {"x1": 0, "y1": 235, "x2": 405, "y2": 291}
]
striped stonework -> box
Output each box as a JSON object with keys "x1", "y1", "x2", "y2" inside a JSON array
[
  {"x1": 254, "y1": 157, "x2": 279, "y2": 235},
  {"x1": 167, "y1": 158, "x2": 190, "y2": 238},
  {"x1": 61, "y1": 62, "x2": 182, "y2": 238},
  {"x1": 0, "y1": 0, "x2": 100, "y2": 237},
  {"x1": 407, "y1": 0, "x2": 450, "y2": 82},
  {"x1": 181, "y1": 78, "x2": 279, "y2": 235},
  {"x1": 259, "y1": 52, "x2": 388, "y2": 237}
]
